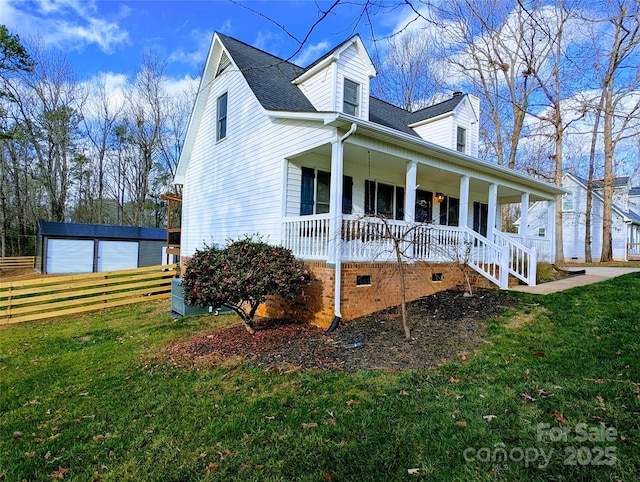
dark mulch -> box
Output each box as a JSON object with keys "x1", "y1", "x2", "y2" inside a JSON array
[{"x1": 166, "y1": 288, "x2": 520, "y2": 372}]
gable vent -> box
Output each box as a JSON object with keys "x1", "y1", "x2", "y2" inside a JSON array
[{"x1": 216, "y1": 53, "x2": 231, "y2": 77}]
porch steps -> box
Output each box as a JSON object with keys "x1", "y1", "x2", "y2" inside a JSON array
[{"x1": 467, "y1": 269, "x2": 520, "y2": 289}]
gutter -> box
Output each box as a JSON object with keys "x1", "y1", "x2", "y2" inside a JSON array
[{"x1": 325, "y1": 122, "x2": 357, "y2": 334}]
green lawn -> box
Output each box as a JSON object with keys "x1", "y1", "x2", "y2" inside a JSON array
[{"x1": 1, "y1": 274, "x2": 639, "y2": 481}]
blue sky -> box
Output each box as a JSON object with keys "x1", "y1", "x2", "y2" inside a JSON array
[{"x1": 1, "y1": 0, "x2": 408, "y2": 81}]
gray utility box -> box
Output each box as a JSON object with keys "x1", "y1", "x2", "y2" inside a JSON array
[{"x1": 171, "y1": 278, "x2": 232, "y2": 316}]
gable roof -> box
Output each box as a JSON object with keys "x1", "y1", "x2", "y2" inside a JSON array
[
  {"x1": 408, "y1": 93, "x2": 466, "y2": 124},
  {"x1": 215, "y1": 32, "x2": 460, "y2": 137},
  {"x1": 217, "y1": 33, "x2": 315, "y2": 112}
]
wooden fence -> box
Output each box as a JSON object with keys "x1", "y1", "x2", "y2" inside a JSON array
[
  {"x1": 0, "y1": 264, "x2": 177, "y2": 325},
  {"x1": 0, "y1": 256, "x2": 37, "y2": 271}
]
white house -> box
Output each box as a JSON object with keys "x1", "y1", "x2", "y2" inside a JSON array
[
  {"x1": 525, "y1": 173, "x2": 640, "y2": 262},
  {"x1": 174, "y1": 32, "x2": 565, "y2": 327}
]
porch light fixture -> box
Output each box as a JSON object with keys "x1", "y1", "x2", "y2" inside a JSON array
[{"x1": 435, "y1": 192, "x2": 445, "y2": 203}]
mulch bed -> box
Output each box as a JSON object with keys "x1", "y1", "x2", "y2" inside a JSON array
[{"x1": 166, "y1": 288, "x2": 520, "y2": 372}]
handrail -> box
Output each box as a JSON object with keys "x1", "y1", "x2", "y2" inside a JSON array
[{"x1": 494, "y1": 231, "x2": 537, "y2": 286}]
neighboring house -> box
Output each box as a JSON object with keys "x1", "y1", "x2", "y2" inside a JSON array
[
  {"x1": 174, "y1": 32, "x2": 565, "y2": 327},
  {"x1": 37, "y1": 221, "x2": 170, "y2": 274},
  {"x1": 524, "y1": 173, "x2": 640, "y2": 262}
]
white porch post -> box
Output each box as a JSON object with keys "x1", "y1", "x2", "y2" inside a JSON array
[
  {"x1": 327, "y1": 124, "x2": 356, "y2": 323},
  {"x1": 405, "y1": 161, "x2": 417, "y2": 223},
  {"x1": 487, "y1": 183, "x2": 498, "y2": 241},
  {"x1": 459, "y1": 175, "x2": 470, "y2": 229},
  {"x1": 519, "y1": 192, "x2": 529, "y2": 240},
  {"x1": 327, "y1": 137, "x2": 344, "y2": 267}
]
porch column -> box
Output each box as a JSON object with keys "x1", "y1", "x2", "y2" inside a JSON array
[
  {"x1": 459, "y1": 175, "x2": 470, "y2": 228},
  {"x1": 519, "y1": 192, "x2": 529, "y2": 239},
  {"x1": 327, "y1": 139, "x2": 345, "y2": 266},
  {"x1": 327, "y1": 123, "x2": 356, "y2": 324},
  {"x1": 487, "y1": 183, "x2": 498, "y2": 241},
  {"x1": 405, "y1": 161, "x2": 418, "y2": 223}
]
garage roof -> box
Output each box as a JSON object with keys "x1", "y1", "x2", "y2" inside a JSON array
[{"x1": 38, "y1": 221, "x2": 166, "y2": 241}]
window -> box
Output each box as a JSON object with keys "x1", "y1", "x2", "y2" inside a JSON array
[
  {"x1": 456, "y1": 126, "x2": 466, "y2": 153},
  {"x1": 216, "y1": 93, "x2": 228, "y2": 141},
  {"x1": 562, "y1": 192, "x2": 573, "y2": 211},
  {"x1": 439, "y1": 196, "x2": 459, "y2": 226},
  {"x1": 538, "y1": 228, "x2": 546, "y2": 237},
  {"x1": 300, "y1": 167, "x2": 352, "y2": 215},
  {"x1": 365, "y1": 180, "x2": 404, "y2": 220},
  {"x1": 343, "y1": 79, "x2": 359, "y2": 116}
]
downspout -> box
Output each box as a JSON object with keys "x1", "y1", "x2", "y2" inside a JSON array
[{"x1": 325, "y1": 122, "x2": 357, "y2": 334}]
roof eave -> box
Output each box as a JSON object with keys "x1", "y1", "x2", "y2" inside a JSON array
[{"x1": 265, "y1": 111, "x2": 566, "y2": 197}]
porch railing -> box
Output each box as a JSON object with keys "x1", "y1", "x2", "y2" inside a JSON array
[
  {"x1": 282, "y1": 215, "x2": 538, "y2": 288},
  {"x1": 504, "y1": 233, "x2": 551, "y2": 262},
  {"x1": 628, "y1": 242, "x2": 640, "y2": 259},
  {"x1": 281, "y1": 214, "x2": 331, "y2": 260}
]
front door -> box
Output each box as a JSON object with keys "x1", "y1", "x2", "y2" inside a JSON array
[{"x1": 473, "y1": 202, "x2": 488, "y2": 237}]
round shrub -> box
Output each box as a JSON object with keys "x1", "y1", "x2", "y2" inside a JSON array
[{"x1": 182, "y1": 236, "x2": 311, "y2": 333}]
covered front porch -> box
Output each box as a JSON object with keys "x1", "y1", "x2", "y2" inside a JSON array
[{"x1": 279, "y1": 122, "x2": 562, "y2": 289}]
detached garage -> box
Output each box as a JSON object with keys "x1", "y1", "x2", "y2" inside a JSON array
[{"x1": 36, "y1": 221, "x2": 168, "y2": 274}]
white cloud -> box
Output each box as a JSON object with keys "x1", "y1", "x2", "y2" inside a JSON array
[
  {"x1": 293, "y1": 40, "x2": 331, "y2": 67},
  {"x1": 168, "y1": 29, "x2": 213, "y2": 70},
  {"x1": 4, "y1": 0, "x2": 130, "y2": 53}
]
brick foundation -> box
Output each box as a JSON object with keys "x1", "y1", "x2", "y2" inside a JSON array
[
  {"x1": 260, "y1": 260, "x2": 466, "y2": 329},
  {"x1": 182, "y1": 255, "x2": 474, "y2": 329}
]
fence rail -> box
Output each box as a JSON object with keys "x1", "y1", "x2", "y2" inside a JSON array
[
  {"x1": 0, "y1": 256, "x2": 37, "y2": 271},
  {"x1": 0, "y1": 264, "x2": 177, "y2": 325}
]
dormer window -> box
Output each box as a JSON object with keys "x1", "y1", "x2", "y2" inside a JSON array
[
  {"x1": 456, "y1": 126, "x2": 466, "y2": 153},
  {"x1": 343, "y1": 79, "x2": 359, "y2": 116}
]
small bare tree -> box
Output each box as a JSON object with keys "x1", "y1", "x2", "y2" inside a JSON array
[{"x1": 353, "y1": 213, "x2": 477, "y2": 340}]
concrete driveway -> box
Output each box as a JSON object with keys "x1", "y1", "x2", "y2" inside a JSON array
[{"x1": 510, "y1": 267, "x2": 640, "y2": 295}]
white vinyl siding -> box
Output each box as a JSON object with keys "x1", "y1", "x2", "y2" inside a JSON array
[
  {"x1": 526, "y1": 175, "x2": 630, "y2": 261},
  {"x1": 336, "y1": 45, "x2": 370, "y2": 120},
  {"x1": 297, "y1": 64, "x2": 335, "y2": 112},
  {"x1": 297, "y1": 42, "x2": 371, "y2": 119},
  {"x1": 46, "y1": 239, "x2": 94, "y2": 274},
  {"x1": 411, "y1": 96, "x2": 479, "y2": 157},
  {"x1": 181, "y1": 65, "x2": 336, "y2": 256},
  {"x1": 412, "y1": 116, "x2": 454, "y2": 150},
  {"x1": 97, "y1": 241, "x2": 139, "y2": 272}
]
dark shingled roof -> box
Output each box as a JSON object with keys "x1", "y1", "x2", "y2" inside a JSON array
[
  {"x1": 38, "y1": 221, "x2": 166, "y2": 241},
  {"x1": 217, "y1": 33, "x2": 315, "y2": 112},
  {"x1": 216, "y1": 33, "x2": 463, "y2": 137},
  {"x1": 408, "y1": 93, "x2": 466, "y2": 124},
  {"x1": 574, "y1": 176, "x2": 631, "y2": 189}
]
